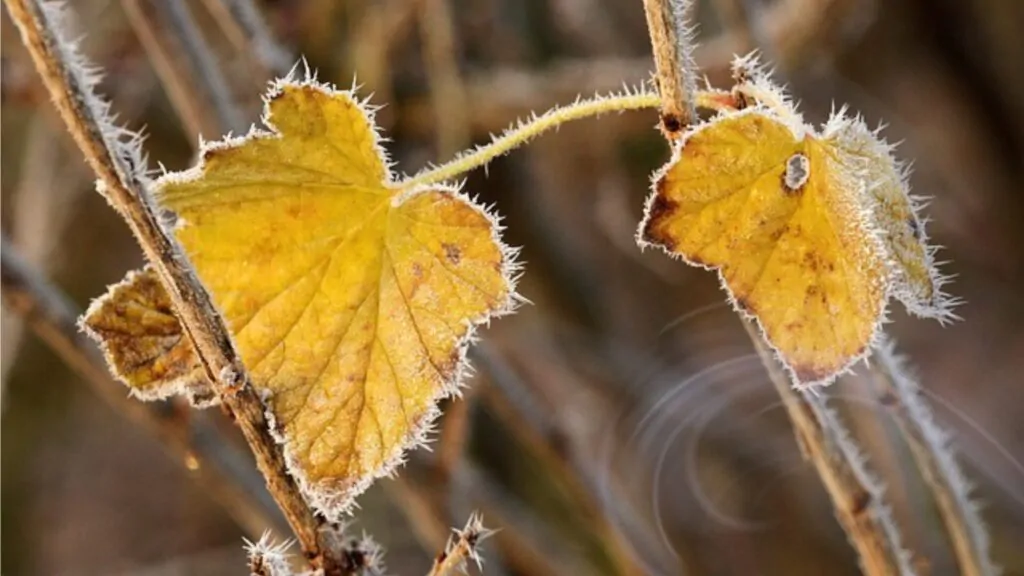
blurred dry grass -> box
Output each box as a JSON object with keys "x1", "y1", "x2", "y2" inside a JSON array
[{"x1": 2, "y1": 0, "x2": 1024, "y2": 574}]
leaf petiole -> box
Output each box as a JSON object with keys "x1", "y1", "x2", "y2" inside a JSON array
[{"x1": 396, "y1": 88, "x2": 735, "y2": 190}]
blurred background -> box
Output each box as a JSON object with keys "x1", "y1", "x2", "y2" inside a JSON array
[{"x1": 2, "y1": 0, "x2": 1024, "y2": 574}]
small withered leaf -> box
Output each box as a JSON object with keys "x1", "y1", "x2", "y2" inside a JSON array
[{"x1": 81, "y1": 266, "x2": 211, "y2": 403}]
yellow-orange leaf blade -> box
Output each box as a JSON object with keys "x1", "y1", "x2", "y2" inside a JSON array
[
  {"x1": 639, "y1": 109, "x2": 888, "y2": 384},
  {"x1": 150, "y1": 80, "x2": 516, "y2": 514}
]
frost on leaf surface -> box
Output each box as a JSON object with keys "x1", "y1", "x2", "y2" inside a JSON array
[
  {"x1": 638, "y1": 107, "x2": 889, "y2": 385},
  {"x1": 637, "y1": 61, "x2": 950, "y2": 386},
  {"x1": 821, "y1": 112, "x2": 954, "y2": 320},
  {"x1": 91, "y1": 78, "x2": 518, "y2": 516},
  {"x1": 82, "y1": 266, "x2": 212, "y2": 404}
]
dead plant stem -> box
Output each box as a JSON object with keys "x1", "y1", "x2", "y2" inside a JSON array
[
  {"x1": 158, "y1": 0, "x2": 246, "y2": 134},
  {"x1": 2, "y1": 1, "x2": 346, "y2": 572},
  {"x1": 872, "y1": 340, "x2": 994, "y2": 576},
  {"x1": 642, "y1": 0, "x2": 697, "y2": 136},
  {"x1": 0, "y1": 236, "x2": 284, "y2": 540},
  {"x1": 744, "y1": 321, "x2": 911, "y2": 575}
]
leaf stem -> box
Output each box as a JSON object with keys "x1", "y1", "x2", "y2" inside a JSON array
[
  {"x1": 871, "y1": 339, "x2": 995, "y2": 576},
  {"x1": 398, "y1": 89, "x2": 734, "y2": 190},
  {"x1": 642, "y1": 0, "x2": 698, "y2": 136},
  {"x1": 2, "y1": 1, "x2": 347, "y2": 573},
  {"x1": 744, "y1": 321, "x2": 913, "y2": 576}
]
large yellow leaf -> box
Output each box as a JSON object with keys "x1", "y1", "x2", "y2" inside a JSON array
[
  {"x1": 106, "y1": 79, "x2": 517, "y2": 514},
  {"x1": 638, "y1": 108, "x2": 891, "y2": 384}
]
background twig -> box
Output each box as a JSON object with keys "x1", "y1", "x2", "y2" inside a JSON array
[
  {"x1": 0, "y1": 236, "x2": 285, "y2": 540},
  {"x1": 872, "y1": 339, "x2": 996, "y2": 576},
  {"x1": 745, "y1": 322, "x2": 913, "y2": 575},
  {"x1": 2, "y1": 1, "x2": 345, "y2": 572}
]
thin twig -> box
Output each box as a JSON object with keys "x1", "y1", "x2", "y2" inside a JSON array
[
  {"x1": 436, "y1": 394, "x2": 473, "y2": 485},
  {"x1": 743, "y1": 321, "x2": 913, "y2": 576},
  {"x1": 121, "y1": 0, "x2": 213, "y2": 139},
  {"x1": 198, "y1": 0, "x2": 293, "y2": 78},
  {"x1": 641, "y1": 0, "x2": 698, "y2": 136},
  {"x1": 157, "y1": 0, "x2": 246, "y2": 134},
  {"x1": 2, "y1": 2, "x2": 346, "y2": 572},
  {"x1": 386, "y1": 475, "x2": 451, "y2": 554},
  {"x1": 427, "y1": 513, "x2": 493, "y2": 576},
  {"x1": 416, "y1": 0, "x2": 469, "y2": 158},
  {"x1": 872, "y1": 339, "x2": 995, "y2": 576},
  {"x1": 2, "y1": 115, "x2": 83, "y2": 392},
  {"x1": 472, "y1": 343, "x2": 647, "y2": 576},
  {"x1": 0, "y1": 236, "x2": 284, "y2": 540},
  {"x1": 347, "y1": 0, "x2": 419, "y2": 129},
  {"x1": 454, "y1": 462, "x2": 578, "y2": 576}
]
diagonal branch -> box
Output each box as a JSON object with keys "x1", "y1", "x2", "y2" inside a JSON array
[
  {"x1": 0, "y1": 235, "x2": 284, "y2": 540},
  {"x1": 744, "y1": 322, "x2": 913, "y2": 576},
  {"x1": 642, "y1": 0, "x2": 698, "y2": 136},
  {"x1": 872, "y1": 339, "x2": 995, "y2": 576},
  {"x1": 2, "y1": 1, "x2": 347, "y2": 573}
]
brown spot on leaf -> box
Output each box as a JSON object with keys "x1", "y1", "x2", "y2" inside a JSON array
[
  {"x1": 200, "y1": 147, "x2": 221, "y2": 164},
  {"x1": 734, "y1": 296, "x2": 752, "y2": 313},
  {"x1": 805, "y1": 285, "x2": 821, "y2": 304},
  {"x1": 793, "y1": 363, "x2": 830, "y2": 383},
  {"x1": 442, "y1": 242, "x2": 461, "y2": 265},
  {"x1": 803, "y1": 252, "x2": 820, "y2": 272},
  {"x1": 642, "y1": 190, "x2": 679, "y2": 249}
]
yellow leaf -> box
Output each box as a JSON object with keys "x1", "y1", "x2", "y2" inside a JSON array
[
  {"x1": 821, "y1": 112, "x2": 955, "y2": 320},
  {"x1": 145, "y1": 79, "x2": 516, "y2": 514},
  {"x1": 638, "y1": 108, "x2": 891, "y2": 384},
  {"x1": 82, "y1": 266, "x2": 212, "y2": 404}
]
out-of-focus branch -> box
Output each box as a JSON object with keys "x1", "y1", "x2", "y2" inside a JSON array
[
  {"x1": 872, "y1": 339, "x2": 995, "y2": 576},
  {"x1": 472, "y1": 343, "x2": 646, "y2": 576},
  {"x1": 121, "y1": 0, "x2": 212, "y2": 140},
  {"x1": 198, "y1": 0, "x2": 293, "y2": 79},
  {"x1": 0, "y1": 236, "x2": 284, "y2": 540},
  {"x1": 2, "y1": 2, "x2": 347, "y2": 572},
  {"x1": 157, "y1": 0, "x2": 245, "y2": 134},
  {"x1": 124, "y1": 0, "x2": 247, "y2": 137},
  {"x1": 386, "y1": 460, "x2": 567, "y2": 576},
  {"x1": 454, "y1": 462, "x2": 580, "y2": 576},
  {"x1": 416, "y1": 0, "x2": 469, "y2": 158},
  {"x1": 347, "y1": 0, "x2": 418, "y2": 129},
  {"x1": 122, "y1": 0, "x2": 247, "y2": 138},
  {"x1": 743, "y1": 322, "x2": 913, "y2": 576},
  {"x1": 397, "y1": 0, "x2": 862, "y2": 139}
]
